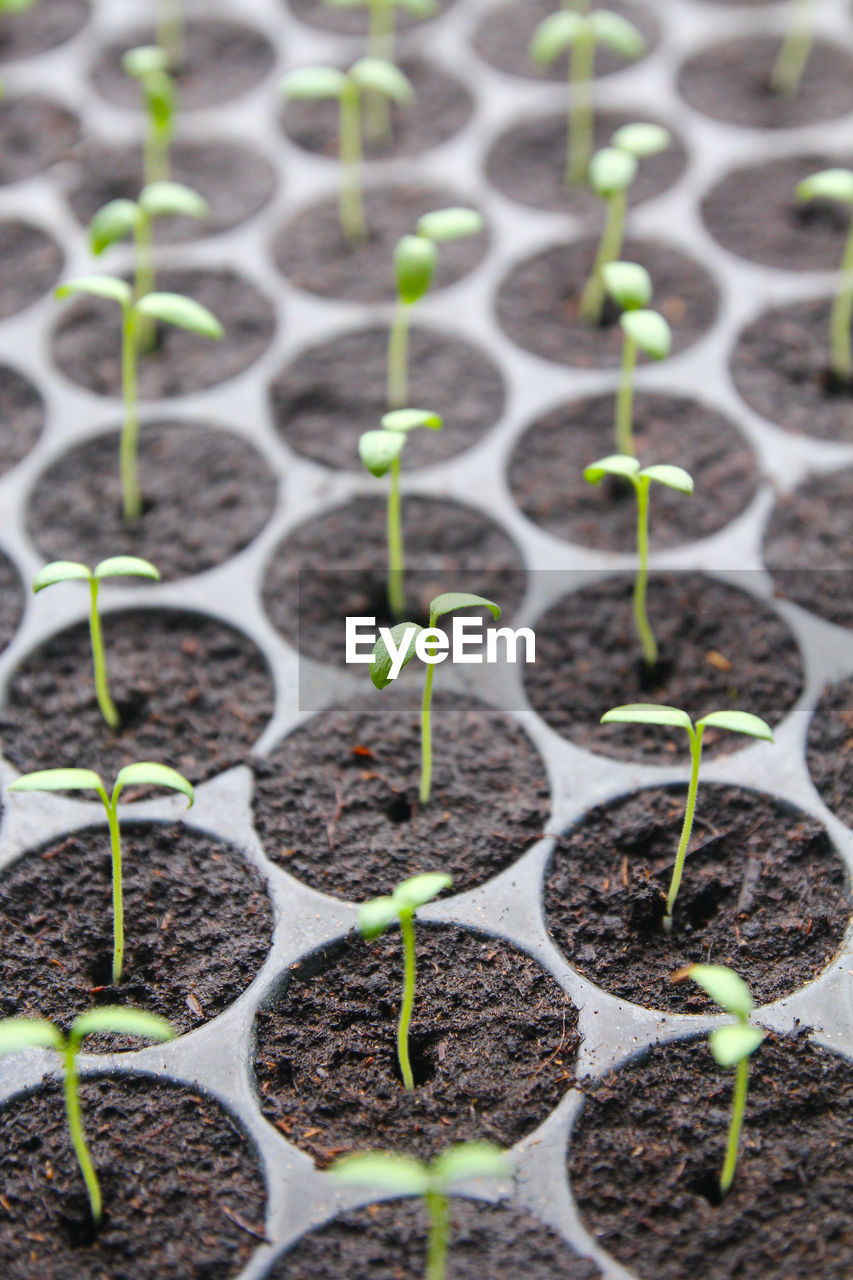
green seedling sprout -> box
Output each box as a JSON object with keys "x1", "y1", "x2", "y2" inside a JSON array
[
  {"x1": 0, "y1": 1009, "x2": 173, "y2": 1225},
  {"x1": 156, "y1": 0, "x2": 184, "y2": 69},
  {"x1": 388, "y1": 207, "x2": 484, "y2": 409},
  {"x1": 603, "y1": 261, "x2": 672, "y2": 456},
  {"x1": 281, "y1": 59, "x2": 413, "y2": 247},
  {"x1": 55, "y1": 276, "x2": 223, "y2": 524},
  {"x1": 672, "y1": 964, "x2": 766, "y2": 1197},
  {"x1": 796, "y1": 168, "x2": 853, "y2": 384},
  {"x1": 8, "y1": 764, "x2": 194, "y2": 984},
  {"x1": 370, "y1": 592, "x2": 500, "y2": 803},
  {"x1": 769, "y1": 0, "x2": 814, "y2": 97},
  {"x1": 359, "y1": 871, "x2": 451, "y2": 1090},
  {"x1": 529, "y1": 8, "x2": 646, "y2": 186},
  {"x1": 600, "y1": 705, "x2": 773, "y2": 930},
  {"x1": 332, "y1": 1143, "x2": 511, "y2": 1280},
  {"x1": 122, "y1": 45, "x2": 176, "y2": 185},
  {"x1": 584, "y1": 455, "x2": 691, "y2": 668},
  {"x1": 359, "y1": 408, "x2": 442, "y2": 618}
]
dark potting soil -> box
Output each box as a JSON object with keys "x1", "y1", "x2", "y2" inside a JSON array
[
  {"x1": 472, "y1": 0, "x2": 658, "y2": 81},
  {"x1": 544, "y1": 784, "x2": 849, "y2": 1013},
  {"x1": 570, "y1": 1034, "x2": 853, "y2": 1280},
  {"x1": 253, "y1": 924, "x2": 580, "y2": 1168},
  {"x1": 507, "y1": 391, "x2": 758, "y2": 551},
  {"x1": 806, "y1": 676, "x2": 853, "y2": 828},
  {"x1": 732, "y1": 298, "x2": 853, "y2": 442},
  {"x1": 0, "y1": 94, "x2": 79, "y2": 186},
  {"x1": 89, "y1": 18, "x2": 276, "y2": 110},
  {"x1": 763, "y1": 467, "x2": 853, "y2": 629},
  {"x1": 26, "y1": 420, "x2": 278, "y2": 582},
  {"x1": 0, "y1": 363, "x2": 43, "y2": 477},
  {"x1": 677, "y1": 36, "x2": 853, "y2": 129},
  {"x1": 0, "y1": 822, "x2": 273, "y2": 1046},
  {"x1": 270, "y1": 1199, "x2": 601, "y2": 1280},
  {"x1": 496, "y1": 237, "x2": 718, "y2": 368},
  {"x1": 64, "y1": 138, "x2": 277, "y2": 242},
  {"x1": 273, "y1": 183, "x2": 488, "y2": 304},
  {"x1": 0, "y1": 218, "x2": 62, "y2": 320},
  {"x1": 261, "y1": 495, "x2": 526, "y2": 665},
  {"x1": 485, "y1": 109, "x2": 686, "y2": 217},
  {"x1": 0, "y1": 549, "x2": 24, "y2": 656},
  {"x1": 269, "y1": 323, "x2": 505, "y2": 471},
  {"x1": 251, "y1": 693, "x2": 549, "y2": 899},
  {"x1": 51, "y1": 267, "x2": 275, "y2": 400},
  {"x1": 286, "y1": 0, "x2": 454, "y2": 36},
  {"x1": 0, "y1": 608, "x2": 274, "y2": 784},
  {"x1": 523, "y1": 572, "x2": 803, "y2": 762},
  {"x1": 0, "y1": 0, "x2": 88, "y2": 62},
  {"x1": 281, "y1": 56, "x2": 473, "y2": 161},
  {"x1": 0, "y1": 1074, "x2": 267, "y2": 1280}
]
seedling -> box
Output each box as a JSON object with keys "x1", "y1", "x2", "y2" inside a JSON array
[
  {"x1": 600, "y1": 704, "x2": 773, "y2": 930},
  {"x1": 529, "y1": 8, "x2": 646, "y2": 186},
  {"x1": 0, "y1": 1009, "x2": 173, "y2": 1225},
  {"x1": 122, "y1": 45, "x2": 175, "y2": 186},
  {"x1": 55, "y1": 276, "x2": 223, "y2": 523},
  {"x1": 796, "y1": 168, "x2": 853, "y2": 384},
  {"x1": 8, "y1": 764, "x2": 194, "y2": 984},
  {"x1": 603, "y1": 261, "x2": 672, "y2": 455},
  {"x1": 322, "y1": 0, "x2": 437, "y2": 65},
  {"x1": 332, "y1": 1143, "x2": 511, "y2": 1280},
  {"x1": 388, "y1": 207, "x2": 484, "y2": 408},
  {"x1": 359, "y1": 408, "x2": 442, "y2": 618},
  {"x1": 359, "y1": 871, "x2": 451, "y2": 1090},
  {"x1": 672, "y1": 964, "x2": 766, "y2": 1196},
  {"x1": 156, "y1": 0, "x2": 184, "y2": 69},
  {"x1": 584, "y1": 456, "x2": 692, "y2": 668},
  {"x1": 370, "y1": 592, "x2": 500, "y2": 803},
  {"x1": 769, "y1": 0, "x2": 814, "y2": 97},
  {"x1": 281, "y1": 59, "x2": 413, "y2": 246}
]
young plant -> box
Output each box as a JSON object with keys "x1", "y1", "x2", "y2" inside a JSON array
[
  {"x1": 122, "y1": 45, "x2": 176, "y2": 185},
  {"x1": 156, "y1": 0, "x2": 184, "y2": 69},
  {"x1": 796, "y1": 168, "x2": 853, "y2": 384},
  {"x1": 332, "y1": 1143, "x2": 510, "y2": 1280},
  {"x1": 359, "y1": 409, "x2": 442, "y2": 618},
  {"x1": 0, "y1": 1009, "x2": 173, "y2": 1225},
  {"x1": 529, "y1": 8, "x2": 646, "y2": 186},
  {"x1": 769, "y1": 0, "x2": 815, "y2": 97},
  {"x1": 672, "y1": 964, "x2": 766, "y2": 1196},
  {"x1": 55, "y1": 276, "x2": 223, "y2": 523},
  {"x1": 603, "y1": 261, "x2": 672, "y2": 456},
  {"x1": 322, "y1": 0, "x2": 437, "y2": 65},
  {"x1": 600, "y1": 704, "x2": 773, "y2": 930},
  {"x1": 388, "y1": 207, "x2": 483, "y2": 409},
  {"x1": 583, "y1": 456, "x2": 692, "y2": 668},
  {"x1": 370, "y1": 592, "x2": 500, "y2": 804},
  {"x1": 8, "y1": 764, "x2": 194, "y2": 984},
  {"x1": 359, "y1": 871, "x2": 451, "y2": 1090}
]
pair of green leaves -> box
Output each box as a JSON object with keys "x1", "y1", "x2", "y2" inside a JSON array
[
  {"x1": 0, "y1": 1009, "x2": 173, "y2": 1058},
  {"x1": 530, "y1": 8, "x2": 646, "y2": 65},
  {"x1": 33, "y1": 556, "x2": 160, "y2": 594},
  {"x1": 674, "y1": 964, "x2": 766, "y2": 1068},
  {"x1": 359, "y1": 872, "x2": 451, "y2": 939},
  {"x1": 603, "y1": 261, "x2": 672, "y2": 361},
  {"x1": 282, "y1": 56, "x2": 414, "y2": 106},
  {"x1": 8, "y1": 762, "x2": 194, "y2": 809},
  {"x1": 122, "y1": 45, "x2": 174, "y2": 129},
  {"x1": 584, "y1": 454, "x2": 692, "y2": 495},
  {"x1": 358, "y1": 408, "x2": 441, "y2": 478},
  {"x1": 56, "y1": 276, "x2": 223, "y2": 339},
  {"x1": 600, "y1": 703, "x2": 773, "y2": 744},
  {"x1": 370, "y1": 592, "x2": 501, "y2": 689},
  {"x1": 588, "y1": 123, "x2": 672, "y2": 198},
  {"x1": 394, "y1": 208, "x2": 484, "y2": 305},
  {"x1": 89, "y1": 182, "x2": 208, "y2": 255},
  {"x1": 332, "y1": 1143, "x2": 510, "y2": 1196}
]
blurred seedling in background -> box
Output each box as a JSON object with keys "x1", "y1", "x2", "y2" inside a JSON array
[
  {"x1": 359, "y1": 408, "x2": 442, "y2": 618},
  {"x1": 600, "y1": 705, "x2": 773, "y2": 930},
  {"x1": 122, "y1": 45, "x2": 175, "y2": 185},
  {"x1": 358, "y1": 872, "x2": 451, "y2": 1090},
  {"x1": 770, "y1": 0, "x2": 814, "y2": 97},
  {"x1": 281, "y1": 59, "x2": 413, "y2": 247},
  {"x1": 796, "y1": 168, "x2": 853, "y2": 385},
  {"x1": 672, "y1": 964, "x2": 766, "y2": 1197},
  {"x1": 603, "y1": 261, "x2": 672, "y2": 455},
  {"x1": 156, "y1": 0, "x2": 184, "y2": 69},
  {"x1": 55, "y1": 276, "x2": 222, "y2": 523},
  {"x1": 389, "y1": 207, "x2": 484, "y2": 408},
  {"x1": 584, "y1": 456, "x2": 691, "y2": 668},
  {"x1": 8, "y1": 764, "x2": 194, "y2": 985},
  {"x1": 332, "y1": 1143, "x2": 511, "y2": 1280},
  {"x1": 529, "y1": 7, "x2": 646, "y2": 186},
  {"x1": 0, "y1": 1010, "x2": 173, "y2": 1226}
]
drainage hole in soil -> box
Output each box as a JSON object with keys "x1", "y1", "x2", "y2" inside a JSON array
[
  {"x1": 385, "y1": 794, "x2": 413, "y2": 824},
  {"x1": 690, "y1": 1168, "x2": 724, "y2": 1208},
  {"x1": 62, "y1": 1205, "x2": 105, "y2": 1248},
  {"x1": 390, "y1": 1034, "x2": 437, "y2": 1087},
  {"x1": 820, "y1": 368, "x2": 853, "y2": 398},
  {"x1": 635, "y1": 653, "x2": 675, "y2": 693}
]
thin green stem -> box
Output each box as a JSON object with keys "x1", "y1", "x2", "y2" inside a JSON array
[
  {"x1": 579, "y1": 189, "x2": 626, "y2": 324},
  {"x1": 157, "y1": 0, "x2": 185, "y2": 68},
  {"x1": 615, "y1": 332, "x2": 638, "y2": 455},
  {"x1": 769, "y1": 0, "x2": 814, "y2": 96},
  {"x1": 88, "y1": 579, "x2": 119, "y2": 730},
  {"x1": 105, "y1": 800, "x2": 124, "y2": 984},
  {"x1": 120, "y1": 306, "x2": 142, "y2": 524},
  {"x1": 420, "y1": 631, "x2": 436, "y2": 804},
  {"x1": 63, "y1": 1037, "x2": 102, "y2": 1224},
  {"x1": 387, "y1": 301, "x2": 410, "y2": 409},
  {"x1": 368, "y1": 0, "x2": 395, "y2": 61},
  {"x1": 567, "y1": 29, "x2": 595, "y2": 187},
  {"x1": 720, "y1": 1056, "x2": 749, "y2": 1196},
  {"x1": 425, "y1": 1188, "x2": 450, "y2": 1280},
  {"x1": 633, "y1": 476, "x2": 656, "y2": 669},
  {"x1": 387, "y1": 455, "x2": 405, "y2": 618},
  {"x1": 339, "y1": 83, "x2": 367, "y2": 246},
  {"x1": 397, "y1": 907, "x2": 416, "y2": 1090},
  {"x1": 830, "y1": 211, "x2": 853, "y2": 383},
  {"x1": 133, "y1": 210, "x2": 156, "y2": 355},
  {"x1": 144, "y1": 109, "x2": 170, "y2": 187},
  {"x1": 664, "y1": 725, "x2": 704, "y2": 930}
]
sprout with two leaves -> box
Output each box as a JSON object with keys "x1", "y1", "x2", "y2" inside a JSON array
[
  {"x1": 359, "y1": 871, "x2": 451, "y2": 1090},
  {"x1": 0, "y1": 1009, "x2": 173, "y2": 1225},
  {"x1": 122, "y1": 46, "x2": 176, "y2": 186},
  {"x1": 672, "y1": 964, "x2": 766, "y2": 1197},
  {"x1": 769, "y1": 0, "x2": 815, "y2": 97},
  {"x1": 603, "y1": 261, "x2": 672, "y2": 456},
  {"x1": 796, "y1": 168, "x2": 853, "y2": 385},
  {"x1": 332, "y1": 1143, "x2": 511, "y2": 1280},
  {"x1": 8, "y1": 764, "x2": 194, "y2": 984},
  {"x1": 600, "y1": 705, "x2": 773, "y2": 931}
]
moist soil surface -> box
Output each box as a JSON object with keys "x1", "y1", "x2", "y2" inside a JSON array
[
  {"x1": 0, "y1": 1074, "x2": 267, "y2": 1279},
  {"x1": 508, "y1": 391, "x2": 758, "y2": 551},
  {"x1": 544, "y1": 784, "x2": 849, "y2": 1012},
  {"x1": 269, "y1": 323, "x2": 504, "y2": 470},
  {"x1": 732, "y1": 298, "x2": 853, "y2": 442},
  {"x1": 570, "y1": 1034, "x2": 853, "y2": 1280},
  {"x1": 0, "y1": 822, "x2": 273, "y2": 1046},
  {"x1": 287, "y1": 0, "x2": 455, "y2": 35},
  {"x1": 0, "y1": 608, "x2": 274, "y2": 785},
  {"x1": 51, "y1": 267, "x2": 275, "y2": 399},
  {"x1": 270, "y1": 1199, "x2": 601, "y2": 1280},
  {"x1": 485, "y1": 109, "x2": 686, "y2": 217},
  {"x1": 763, "y1": 467, "x2": 853, "y2": 628},
  {"x1": 496, "y1": 237, "x2": 718, "y2": 368},
  {"x1": 471, "y1": 0, "x2": 658, "y2": 80},
  {"x1": 261, "y1": 495, "x2": 525, "y2": 665},
  {"x1": 0, "y1": 94, "x2": 79, "y2": 186},
  {"x1": 273, "y1": 183, "x2": 488, "y2": 303},
  {"x1": 523, "y1": 572, "x2": 803, "y2": 761},
  {"x1": 251, "y1": 693, "x2": 550, "y2": 899},
  {"x1": 806, "y1": 676, "x2": 853, "y2": 828},
  {"x1": 0, "y1": 218, "x2": 62, "y2": 320},
  {"x1": 677, "y1": 35, "x2": 853, "y2": 128},
  {"x1": 26, "y1": 420, "x2": 277, "y2": 582},
  {"x1": 0, "y1": 363, "x2": 43, "y2": 478},
  {"x1": 90, "y1": 18, "x2": 275, "y2": 110},
  {"x1": 253, "y1": 924, "x2": 580, "y2": 1168},
  {"x1": 0, "y1": 0, "x2": 88, "y2": 61},
  {"x1": 0, "y1": 549, "x2": 24, "y2": 656}
]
